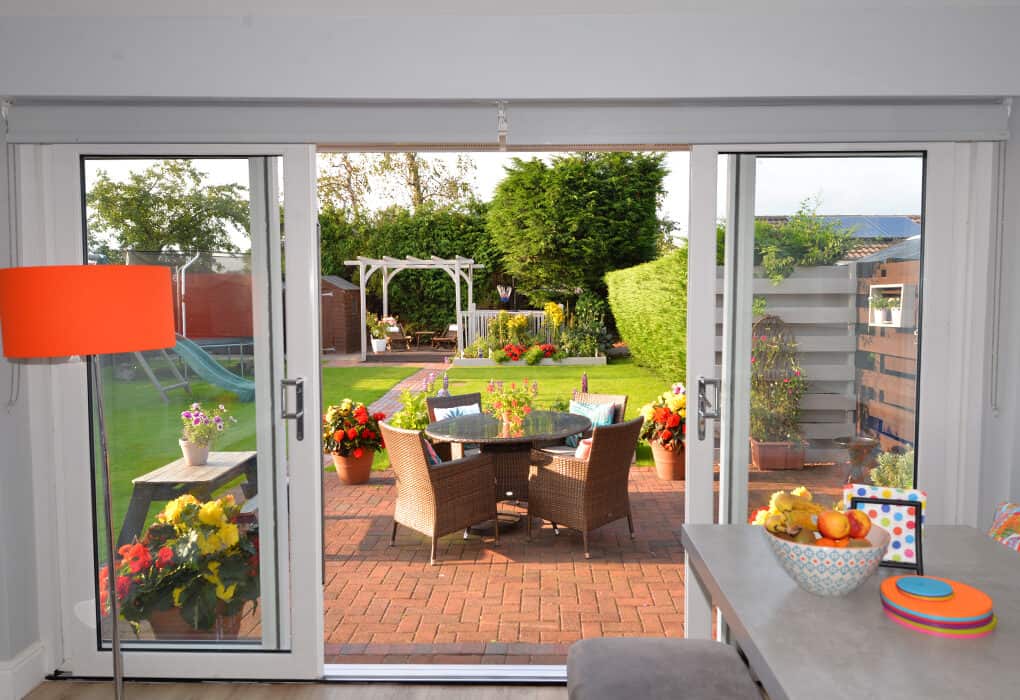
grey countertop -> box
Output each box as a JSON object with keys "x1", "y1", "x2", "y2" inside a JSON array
[{"x1": 681, "y1": 524, "x2": 1020, "y2": 700}]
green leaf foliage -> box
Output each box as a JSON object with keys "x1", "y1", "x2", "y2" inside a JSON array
[
  {"x1": 486, "y1": 152, "x2": 667, "y2": 302},
  {"x1": 605, "y1": 247, "x2": 687, "y2": 381},
  {"x1": 87, "y1": 160, "x2": 250, "y2": 259},
  {"x1": 319, "y1": 200, "x2": 503, "y2": 330}
]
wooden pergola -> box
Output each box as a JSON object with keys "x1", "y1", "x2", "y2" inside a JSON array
[{"x1": 344, "y1": 255, "x2": 485, "y2": 360}]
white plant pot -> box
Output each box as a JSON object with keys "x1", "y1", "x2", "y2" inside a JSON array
[
  {"x1": 179, "y1": 439, "x2": 210, "y2": 466},
  {"x1": 370, "y1": 338, "x2": 388, "y2": 353},
  {"x1": 889, "y1": 307, "x2": 902, "y2": 327},
  {"x1": 871, "y1": 308, "x2": 884, "y2": 325}
]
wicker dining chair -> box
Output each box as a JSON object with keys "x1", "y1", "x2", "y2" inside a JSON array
[
  {"x1": 379, "y1": 422, "x2": 498, "y2": 564},
  {"x1": 426, "y1": 392, "x2": 482, "y2": 461},
  {"x1": 527, "y1": 417, "x2": 644, "y2": 559},
  {"x1": 538, "y1": 391, "x2": 629, "y2": 456}
]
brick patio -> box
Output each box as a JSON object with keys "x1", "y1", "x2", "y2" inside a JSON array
[{"x1": 321, "y1": 455, "x2": 846, "y2": 665}]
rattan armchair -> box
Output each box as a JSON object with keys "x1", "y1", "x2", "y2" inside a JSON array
[
  {"x1": 527, "y1": 417, "x2": 644, "y2": 558},
  {"x1": 538, "y1": 391, "x2": 629, "y2": 455},
  {"x1": 426, "y1": 392, "x2": 482, "y2": 461},
  {"x1": 380, "y1": 422, "x2": 498, "y2": 564}
]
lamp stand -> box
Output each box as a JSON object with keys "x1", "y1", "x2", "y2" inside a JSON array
[{"x1": 92, "y1": 354, "x2": 125, "y2": 699}]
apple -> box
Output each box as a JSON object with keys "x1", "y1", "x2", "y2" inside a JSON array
[
  {"x1": 817, "y1": 510, "x2": 851, "y2": 540},
  {"x1": 846, "y1": 509, "x2": 872, "y2": 539}
]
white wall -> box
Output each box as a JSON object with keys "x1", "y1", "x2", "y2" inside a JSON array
[
  {"x1": 0, "y1": 139, "x2": 43, "y2": 695},
  {"x1": 980, "y1": 103, "x2": 1020, "y2": 522},
  {"x1": 2, "y1": 3, "x2": 1020, "y2": 100}
]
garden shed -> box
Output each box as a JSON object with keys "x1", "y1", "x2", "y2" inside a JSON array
[{"x1": 320, "y1": 275, "x2": 360, "y2": 354}]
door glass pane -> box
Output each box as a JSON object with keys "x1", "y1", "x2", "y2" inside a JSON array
[
  {"x1": 722, "y1": 155, "x2": 923, "y2": 523},
  {"x1": 83, "y1": 157, "x2": 283, "y2": 647}
]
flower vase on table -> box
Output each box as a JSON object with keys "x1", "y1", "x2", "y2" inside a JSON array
[
  {"x1": 483, "y1": 378, "x2": 537, "y2": 438},
  {"x1": 179, "y1": 402, "x2": 236, "y2": 466}
]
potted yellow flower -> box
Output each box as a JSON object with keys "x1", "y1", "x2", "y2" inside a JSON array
[
  {"x1": 639, "y1": 383, "x2": 687, "y2": 480},
  {"x1": 99, "y1": 494, "x2": 259, "y2": 640}
]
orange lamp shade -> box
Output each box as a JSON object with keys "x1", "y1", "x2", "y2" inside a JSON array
[{"x1": 0, "y1": 265, "x2": 176, "y2": 359}]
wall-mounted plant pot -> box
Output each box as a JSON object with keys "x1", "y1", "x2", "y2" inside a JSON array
[{"x1": 750, "y1": 439, "x2": 805, "y2": 470}]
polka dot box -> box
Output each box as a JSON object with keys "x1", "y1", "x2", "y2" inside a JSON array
[{"x1": 843, "y1": 484, "x2": 927, "y2": 565}]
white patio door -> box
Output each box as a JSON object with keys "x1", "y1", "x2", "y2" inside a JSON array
[
  {"x1": 685, "y1": 143, "x2": 999, "y2": 639},
  {"x1": 19, "y1": 144, "x2": 323, "y2": 678}
]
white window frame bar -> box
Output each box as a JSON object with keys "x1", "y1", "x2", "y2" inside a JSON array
[{"x1": 17, "y1": 143, "x2": 322, "y2": 680}]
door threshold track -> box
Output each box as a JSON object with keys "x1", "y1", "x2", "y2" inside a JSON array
[{"x1": 323, "y1": 663, "x2": 567, "y2": 684}]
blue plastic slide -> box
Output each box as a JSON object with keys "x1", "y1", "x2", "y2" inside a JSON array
[{"x1": 173, "y1": 334, "x2": 256, "y2": 402}]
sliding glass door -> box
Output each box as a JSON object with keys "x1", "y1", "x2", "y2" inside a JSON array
[
  {"x1": 20, "y1": 144, "x2": 323, "y2": 678},
  {"x1": 685, "y1": 143, "x2": 999, "y2": 638}
]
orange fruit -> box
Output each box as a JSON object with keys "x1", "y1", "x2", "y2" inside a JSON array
[{"x1": 814, "y1": 537, "x2": 837, "y2": 546}]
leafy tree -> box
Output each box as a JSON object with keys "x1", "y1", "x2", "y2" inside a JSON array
[
  {"x1": 318, "y1": 153, "x2": 372, "y2": 216},
  {"x1": 373, "y1": 153, "x2": 475, "y2": 211},
  {"x1": 487, "y1": 152, "x2": 666, "y2": 302},
  {"x1": 87, "y1": 160, "x2": 249, "y2": 257}
]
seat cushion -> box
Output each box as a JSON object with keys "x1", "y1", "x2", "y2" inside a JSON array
[
  {"x1": 568, "y1": 638, "x2": 760, "y2": 700},
  {"x1": 539, "y1": 444, "x2": 577, "y2": 457},
  {"x1": 433, "y1": 403, "x2": 481, "y2": 421}
]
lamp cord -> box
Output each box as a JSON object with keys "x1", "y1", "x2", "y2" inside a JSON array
[{"x1": 3, "y1": 100, "x2": 21, "y2": 412}]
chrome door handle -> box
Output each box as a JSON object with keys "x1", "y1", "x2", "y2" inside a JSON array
[
  {"x1": 697, "y1": 376, "x2": 720, "y2": 441},
  {"x1": 281, "y1": 377, "x2": 305, "y2": 441}
]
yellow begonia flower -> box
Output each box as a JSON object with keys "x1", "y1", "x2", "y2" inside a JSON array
[
  {"x1": 219, "y1": 522, "x2": 240, "y2": 548},
  {"x1": 197, "y1": 531, "x2": 223, "y2": 555},
  {"x1": 215, "y1": 582, "x2": 237, "y2": 602},
  {"x1": 172, "y1": 586, "x2": 185, "y2": 607},
  {"x1": 198, "y1": 501, "x2": 226, "y2": 526},
  {"x1": 640, "y1": 405, "x2": 654, "y2": 421}
]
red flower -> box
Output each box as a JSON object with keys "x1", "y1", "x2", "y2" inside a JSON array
[
  {"x1": 118, "y1": 542, "x2": 151, "y2": 574},
  {"x1": 346, "y1": 427, "x2": 358, "y2": 440},
  {"x1": 115, "y1": 575, "x2": 132, "y2": 600},
  {"x1": 155, "y1": 546, "x2": 174, "y2": 569},
  {"x1": 364, "y1": 430, "x2": 375, "y2": 440},
  {"x1": 653, "y1": 407, "x2": 669, "y2": 424},
  {"x1": 353, "y1": 447, "x2": 364, "y2": 459},
  {"x1": 373, "y1": 412, "x2": 386, "y2": 421},
  {"x1": 523, "y1": 406, "x2": 532, "y2": 414},
  {"x1": 666, "y1": 413, "x2": 681, "y2": 428},
  {"x1": 356, "y1": 414, "x2": 369, "y2": 425},
  {"x1": 333, "y1": 430, "x2": 344, "y2": 443},
  {"x1": 660, "y1": 430, "x2": 673, "y2": 443}
]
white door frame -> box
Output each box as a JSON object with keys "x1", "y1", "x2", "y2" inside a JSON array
[
  {"x1": 18, "y1": 143, "x2": 323, "y2": 679},
  {"x1": 686, "y1": 141, "x2": 998, "y2": 639}
]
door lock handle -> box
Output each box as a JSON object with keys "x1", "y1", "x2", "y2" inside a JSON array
[
  {"x1": 281, "y1": 378, "x2": 305, "y2": 441},
  {"x1": 697, "y1": 376, "x2": 721, "y2": 441}
]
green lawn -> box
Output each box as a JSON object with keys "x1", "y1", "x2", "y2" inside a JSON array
[{"x1": 100, "y1": 364, "x2": 416, "y2": 543}]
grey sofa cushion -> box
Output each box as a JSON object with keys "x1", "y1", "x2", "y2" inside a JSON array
[{"x1": 568, "y1": 638, "x2": 760, "y2": 700}]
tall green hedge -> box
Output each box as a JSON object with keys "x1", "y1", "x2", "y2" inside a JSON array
[{"x1": 605, "y1": 247, "x2": 687, "y2": 381}]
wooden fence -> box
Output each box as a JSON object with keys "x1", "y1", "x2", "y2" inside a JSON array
[
  {"x1": 716, "y1": 266, "x2": 858, "y2": 459},
  {"x1": 461, "y1": 308, "x2": 546, "y2": 348}
]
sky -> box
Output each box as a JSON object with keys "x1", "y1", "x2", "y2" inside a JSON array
[{"x1": 84, "y1": 152, "x2": 923, "y2": 251}]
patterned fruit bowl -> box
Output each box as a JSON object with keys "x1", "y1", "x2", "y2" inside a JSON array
[{"x1": 763, "y1": 526, "x2": 890, "y2": 597}]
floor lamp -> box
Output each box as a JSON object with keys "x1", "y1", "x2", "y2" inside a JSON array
[{"x1": 0, "y1": 265, "x2": 175, "y2": 699}]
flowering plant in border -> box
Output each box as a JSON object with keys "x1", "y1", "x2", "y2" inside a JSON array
[
  {"x1": 483, "y1": 378, "x2": 538, "y2": 434},
  {"x1": 180, "y1": 402, "x2": 237, "y2": 447},
  {"x1": 502, "y1": 343, "x2": 527, "y2": 362},
  {"x1": 322, "y1": 399, "x2": 386, "y2": 458},
  {"x1": 639, "y1": 383, "x2": 687, "y2": 450},
  {"x1": 99, "y1": 494, "x2": 259, "y2": 634}
]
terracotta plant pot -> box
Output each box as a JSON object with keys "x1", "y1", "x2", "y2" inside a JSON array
[
  {"x1": 179, "y1": 439, "x2": 210, "y2": 466},
  {"x1": 750, "y1": 439, "x2": 805, "y2": 470},
  {"x1": 651, "y1": 442, "x2": 685, "y2": 481},
  {"x1": 147, "y1": 606, "x2": 243, "y2": 640},
  {"x1": 332, "y1": 450, "x2": 374, "y2": 485}
]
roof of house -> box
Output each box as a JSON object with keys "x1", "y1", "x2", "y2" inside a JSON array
[
  {"x1": 855, "y1": 236, "x2": 922, "y2": 263},
  {"x1": 757, "y1": 214, "x2": 921, "y2": 239},
  {"x1": 321, "y1": 275, "x2": 359, "y2": 291}
]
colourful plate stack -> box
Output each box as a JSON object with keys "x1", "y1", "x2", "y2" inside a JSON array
[{"x1": 880, "y1": 576, "x2": 996, "y2": 638}]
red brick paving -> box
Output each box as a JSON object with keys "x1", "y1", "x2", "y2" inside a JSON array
[{"x1": 321, "y1": 457, "x2": 848, "y2": 663}]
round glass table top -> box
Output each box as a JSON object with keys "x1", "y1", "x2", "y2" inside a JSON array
[{"x1": 424, "y1": 410, "x2": 592, "y2": 446}]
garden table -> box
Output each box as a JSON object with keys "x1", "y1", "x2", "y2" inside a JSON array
[
  {"x1": 681, "y1": 524, "x2": 1020, "y2": 700},
  {"x1": 425, "y1": 410, "x2": 591, "y2": 529},
  {"x1": 117, "y1": 451, "x2": 257, "y2": 547}
]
